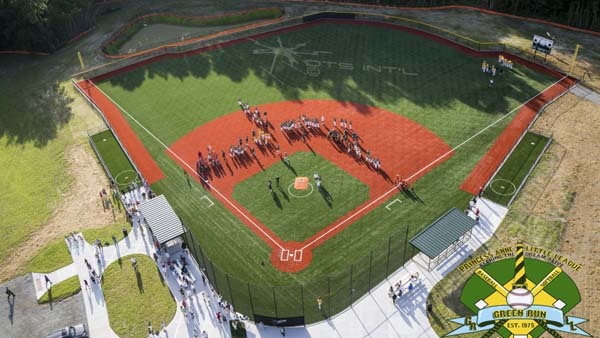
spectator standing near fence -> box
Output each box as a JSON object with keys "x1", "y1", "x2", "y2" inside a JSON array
[{"x1": 317, "y1": 296, "x2": 323, "y2": 310}]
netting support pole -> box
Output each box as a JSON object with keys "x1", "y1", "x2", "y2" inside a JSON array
[{"x1": 386, "y1": 236, "x2": 391, "y2": 276}]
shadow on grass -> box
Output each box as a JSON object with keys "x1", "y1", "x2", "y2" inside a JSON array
[
  {"x1": 283, "y1": 160, "x2": 297, "y2": 175},
  {"x1": 318, "y1": 185, "x2": 333, "y2": 208},
  {"x1": 271, "y1": 191, "x2": 282, "y2": 209},
  {"x1": 156, "y1": 265, "x2": 166, "y2": 286},
  {"x1": 0, "y1": 81, "x2": 73, "y2": 147},
  {"x1": 136, "y1": 270, "x2": 144, "y2": 294},
  {"x1": 401, "y1": 187, "x2": 425, "y2": 204},
  {"x1": 102, "y1": 22, "x2": 554, "y2": 123},
  {"x1": 277, "y1": 185, "x2": 289, "y2": 202}
]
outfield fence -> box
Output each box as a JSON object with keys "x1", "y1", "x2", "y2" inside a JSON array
[
  {"x1": 72, "y1": 10, "x2": 589, "y2": 83},
  {"x1": 182, "y1": 221, "x2": 418, "y2": 325}
]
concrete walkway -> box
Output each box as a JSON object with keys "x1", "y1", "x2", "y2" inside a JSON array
[
  {"x1": 30, "y1": 196, "x2": 506, "y2": 338},
  {"x1": 570, "y1": 83, "x2": 600, "y2": 104}
]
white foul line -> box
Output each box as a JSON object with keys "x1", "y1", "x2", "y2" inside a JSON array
[
  {"x1": 300, "y1": 75, "x2": 569, "y2": 250},
  {"x1": 89, "y1": 81, "x2": 285, "y2": 251}
]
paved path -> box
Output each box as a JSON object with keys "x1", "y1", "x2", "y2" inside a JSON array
[
  {"x1": 570, "y1": 83, "x2": 600, "y2": 104},
  {"x1": 30, "y1": 196, "x2": 506, "y2": 338}
]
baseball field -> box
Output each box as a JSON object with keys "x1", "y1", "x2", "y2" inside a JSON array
[{"x1": 77, "y1": 19, "x2": 572, "y2": 323}]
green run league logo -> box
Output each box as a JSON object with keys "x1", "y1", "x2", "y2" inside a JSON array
[{"x1": 445, "y1": 243, "x2": 591, "y2": 338}]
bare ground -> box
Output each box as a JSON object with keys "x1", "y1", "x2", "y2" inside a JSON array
[
  {"x1": 530, "y1": 92, "x2": 600, "y2": 336},
  {"x1": 0, "y1": 86, "x2": 117, "y2": 282}
]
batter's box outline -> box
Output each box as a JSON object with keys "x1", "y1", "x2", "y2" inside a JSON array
[
  {"x1": 293, "y1": 250, "x2": 303, "y2": 262},
  {"x1": 385, "y1": 199, "x2": 402, "y2": 210},
  {"x1": 200, "y1": 195, "x2": 214, "y2": 208},
  {"x1": 280, "y1": 249, "x2": 290, "y2": 261}
]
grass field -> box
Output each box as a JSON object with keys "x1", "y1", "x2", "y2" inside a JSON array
[
  {"x1": 483, "y1": 132, "x2": 550, "y2": 205},
  {"x1": 233, "y1": 152, "x2": 369, "y2": 242},
  {"x1": 38, "y1": 275, "x2": 81, "y2": 304},
  {"x1": 25, "y1": 237, "x2": 72, "y2": 274},
  {"x1": 95, "y1": 21, "x2": 557, "y2": 322},
  {"x1": 103, "y1": 254, "x2": 176, "y2": 338},
  {"x1": 91, "y1": 129, "x2": 140, "y2": 190}
]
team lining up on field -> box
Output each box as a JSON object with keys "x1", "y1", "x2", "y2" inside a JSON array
[{"x1": 194, "y1": 98, "x2": 385, "y2": 179}]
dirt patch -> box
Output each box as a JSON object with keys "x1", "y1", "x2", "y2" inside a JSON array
[{"x1": 529, "y1": 92, "x2": 600, "y2": 335}]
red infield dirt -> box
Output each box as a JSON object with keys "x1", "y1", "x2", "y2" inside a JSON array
[
  {"x1": 168, "y1": 100, "x2": 453, "y2": 272},
  {"x1": 460, "y1": 76, "x2": 576, "y2": 195},
  {"x1": 75, "y1": 79, "x2": 165, "y2": 184}
]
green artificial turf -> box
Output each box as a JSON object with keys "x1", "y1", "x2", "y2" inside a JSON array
[
  {"x1": 483, "y1": 132, "x2": 550, "y2": 205},
  {"x1": 232, "y1": 152, "x2": 369, "y2": 242},
  {"x1": 95, "y1": 22, "x2": 557, "y2": 323},
  {"x1": 38, "y1": 275, "x2": 81, "y2": 304},
  {"x1": 103, "y1": 254, "x2": 176, "y2": 338},
  {"x1": 90, "y1": 129, "x2": 140, "y2": 190}
]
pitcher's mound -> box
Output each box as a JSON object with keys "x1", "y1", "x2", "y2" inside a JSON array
[{"x1": 294, "y1": 177, "x2": 309, "y2": 190}]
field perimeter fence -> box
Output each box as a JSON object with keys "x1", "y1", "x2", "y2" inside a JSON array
[
  {"x1": 182, "y1": 221, "x2": 418, "y2": 325},
  {"x1": 73, "y1": 10, "x2": 587, "y2": 83}
]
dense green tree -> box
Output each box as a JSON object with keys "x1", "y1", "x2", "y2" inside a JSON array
[
  {"x1": 0, "y1": 0, "x2": 95, "y2": 52},
  {"x1": 328, "y1": 0, "x2": 600, "y2": 31}
]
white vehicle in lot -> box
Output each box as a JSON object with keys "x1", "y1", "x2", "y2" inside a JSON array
[{"x1": 45, "y1": 324, "x2": 88, "y2": 338}]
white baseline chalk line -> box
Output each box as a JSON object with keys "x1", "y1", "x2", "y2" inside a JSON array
[
  {"x1": 90, "y1": 82, "x2": 285, "y2": 251},
  {"x1": 300, "y1": 75, "x2": 568, "y2": 251}
]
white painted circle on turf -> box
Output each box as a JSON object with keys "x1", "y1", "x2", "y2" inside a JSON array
[
  {"x1": 287, "y1": 182, "x2": 314, "y2": 198},
  {"x1": 114, "y1": 170, "x2": 137, "y2": 186},
  {"x1": 490, "y1": 179, "x2": 517, "y2": 196}
]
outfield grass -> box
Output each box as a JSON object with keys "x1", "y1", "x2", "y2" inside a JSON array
[
  {"x1": 103, "y1": 254, "x2": 176, "y2": 338},
  {"x1": 96, "y1": 21, "x2": 556, "y2": 322},
  {"x1": 91, "y1": 129, "x2": 140, "y2": 190},
  {"x1": 483, "y1": 132, "x2": 550, "y2": 205},
  {"x1": 38, "y1": 275, "x2": 81, "y2": 304},
  {"x1": 233, "y1": 152, "x2": 369, "y2": 242}
]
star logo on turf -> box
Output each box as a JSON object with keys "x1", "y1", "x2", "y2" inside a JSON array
[{"x1": 249, "y1": 36, "x2": 332, "y2": 75}]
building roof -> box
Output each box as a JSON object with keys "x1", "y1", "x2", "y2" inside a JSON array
[
  {"x1": 138, "y1": 195, "x2": 185, "y2": 244},
  {"x1": 409, "y1": 208, "x2": 476, "y2": 259}
]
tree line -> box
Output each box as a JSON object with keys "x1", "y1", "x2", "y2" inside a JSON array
[
  {"x1": 0, "y1": 0, "x2": 96, "y2": 52},
  {"x1": 326, "y1": 0, "x2": 600, "y2": 31}
]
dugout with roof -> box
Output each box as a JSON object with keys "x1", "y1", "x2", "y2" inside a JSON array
[
  {"x1": 138, "y1": 194, "x2": 186, "y2": 252},
  {"x1": 410, "y1": 208, "x2": 476, "y2": 270}
]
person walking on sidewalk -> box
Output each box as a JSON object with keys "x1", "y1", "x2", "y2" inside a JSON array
[
  {"x1": 44, "y1": 275, "x2": 52, "y2": 288},
  {"x1": 5, "y1": 287, "x2": 15, "y2": 301}
]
